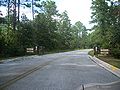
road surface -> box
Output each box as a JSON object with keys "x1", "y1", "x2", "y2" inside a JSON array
[{"x1": 0, "y1": 49, "x2": 120, "y2": 90}]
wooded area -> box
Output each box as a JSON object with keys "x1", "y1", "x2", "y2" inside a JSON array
[
  {"x1": 0, "y1": 0, "x2": 120, "y2": 59},
  {"x1": 0, "y1": 0, "x2": 89, "y2": 57},
  {"x1": 89, "y1": 0, "x2": 120, "y2": 58}
]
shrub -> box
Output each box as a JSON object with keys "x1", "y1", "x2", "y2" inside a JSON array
[{"x1": 111, "y1": 48, "x2": 120, "y2": 59}]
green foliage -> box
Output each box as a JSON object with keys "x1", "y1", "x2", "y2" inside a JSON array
[
  {"x1": 0, "y1": 24, "x2": 21, "y2": 56},
  {"x1": 90, "y1": 0, "x2": 120, "y2": 58},
  {"x1": 0, "y1": 17, "x2": 6, "y2": 24},
  {"x1": 57, "y1": 11, "x2": 72, "y2": 49},
  {"x1": 111, "y1": 48, "x2": 120, "y2": 58},
  {"x1": 70, "y1": 21, "x2": 88, "y2": 49},
  {"x1": 0, "y1": 0, "x2": 90, "y2": 58}
]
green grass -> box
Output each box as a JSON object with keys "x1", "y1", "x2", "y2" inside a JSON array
[
  {"x1": 88, "y1": 50, "x2": 94, "y2": 57},
  {"x1": 0, "y1": 55, "x2": 33, "y2": 61},
  {"x1": 0, "y1": 49, "x2": 78, "y2": 61},
  {"x1": 88, "y1": 50, "x2": 120, "y2": 69},
  {"x1": 98, "y1": 56, "x2": 120, "y2": 69}
]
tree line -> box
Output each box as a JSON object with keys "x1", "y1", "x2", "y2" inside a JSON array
[
  {"x1": 89, "y1": 0, "x2": 120, "y2": 58},
  {"x1": 0, "y1": 0, "x2": 89, "y2": 57}
]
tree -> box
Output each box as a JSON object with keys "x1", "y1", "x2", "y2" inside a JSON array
[
  {"x1": 91, "y1": 0, "x2": 120, "y2": 58},
  {"x1": 22, "y1": 0, "x2": 41, "y2": 19},
  {"x1": 57, "y1": 11, "x2": 72, "y2": 49},
  {"x1": 0, "y1": 0, "x2": 91, "y2": 57},
  {"x1": 71, "y1": 21, "x2": 88, "y2": 49},
  {"x1": 33, "y1": 0, "x2": 59, "y2": 51}
]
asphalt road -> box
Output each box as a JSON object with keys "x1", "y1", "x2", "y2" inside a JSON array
[{"x1": 0, "y1": 49, "x2": 120, "y2": 90}]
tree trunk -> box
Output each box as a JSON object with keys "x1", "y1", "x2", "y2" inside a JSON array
[
  {"x1": 32, "y1": 0, "x2": 34, "y2": 19},
  {"x1": 17, "y1": 0, "x2": 20, "y2": 31},
  {"x1": 13, "y1": 0, "x2": 17, "y2": 31},
  {"x1": 18, "y1": 0, "x2": 20, "y2": 23},
  {"x1": 7, "y1": 0, "x2": 10, "y2": 31},
  {"x1": 118, "y1": 0, "x2": 120, "y2": 25}
]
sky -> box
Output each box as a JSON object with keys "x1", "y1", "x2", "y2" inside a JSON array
[
  {"x1": 0, "y1": 0, "x2": 93, "y2": 29},
  {"x1": 55, "y1": 0, "x2": 93, "y2": 29}
]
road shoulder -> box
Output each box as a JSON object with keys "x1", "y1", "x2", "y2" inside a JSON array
[{"x1": 89, "y1": 55, "x2": 120, "y2": 78}]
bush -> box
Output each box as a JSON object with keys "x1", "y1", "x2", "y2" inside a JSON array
[{"x1": 111, "y1": 48, "x2": 120, "y2": 59}]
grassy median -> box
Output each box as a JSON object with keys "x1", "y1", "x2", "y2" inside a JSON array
[{"x1": 89, "y1": 50, "x2": 120, "y2": 69}]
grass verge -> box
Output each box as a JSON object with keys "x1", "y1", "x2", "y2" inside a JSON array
[
  {"x1": 88, "y1": 50, "x2": 94, "y2": 57},
  {"x1": 97, "y1": 56, "x2": 120, "y2": 69},
  {"x1": 0, "y1": 54, "x2": 35, "y2": 61},
  {"x1": 88, "y1": 50, "x2": 120, "y2": 69},
  {"x1": 0, "y1": 49, "x2": 78, "y2": 61}
]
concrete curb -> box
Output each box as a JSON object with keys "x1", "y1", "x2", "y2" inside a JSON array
[
  {"x1": 84, "y1": 80, "x2": 120, "y2": 90},
  {"x1": 89, "y1": 55, "x2": 120, "y2": 78}
]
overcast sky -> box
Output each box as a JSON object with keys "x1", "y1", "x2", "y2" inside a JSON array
[
  {"x1": 0, "y1": 0, "x2": 93, "y2": 29},
  {"x1": 56, "y1": 0, "x2": 93, "y2": 29}
]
